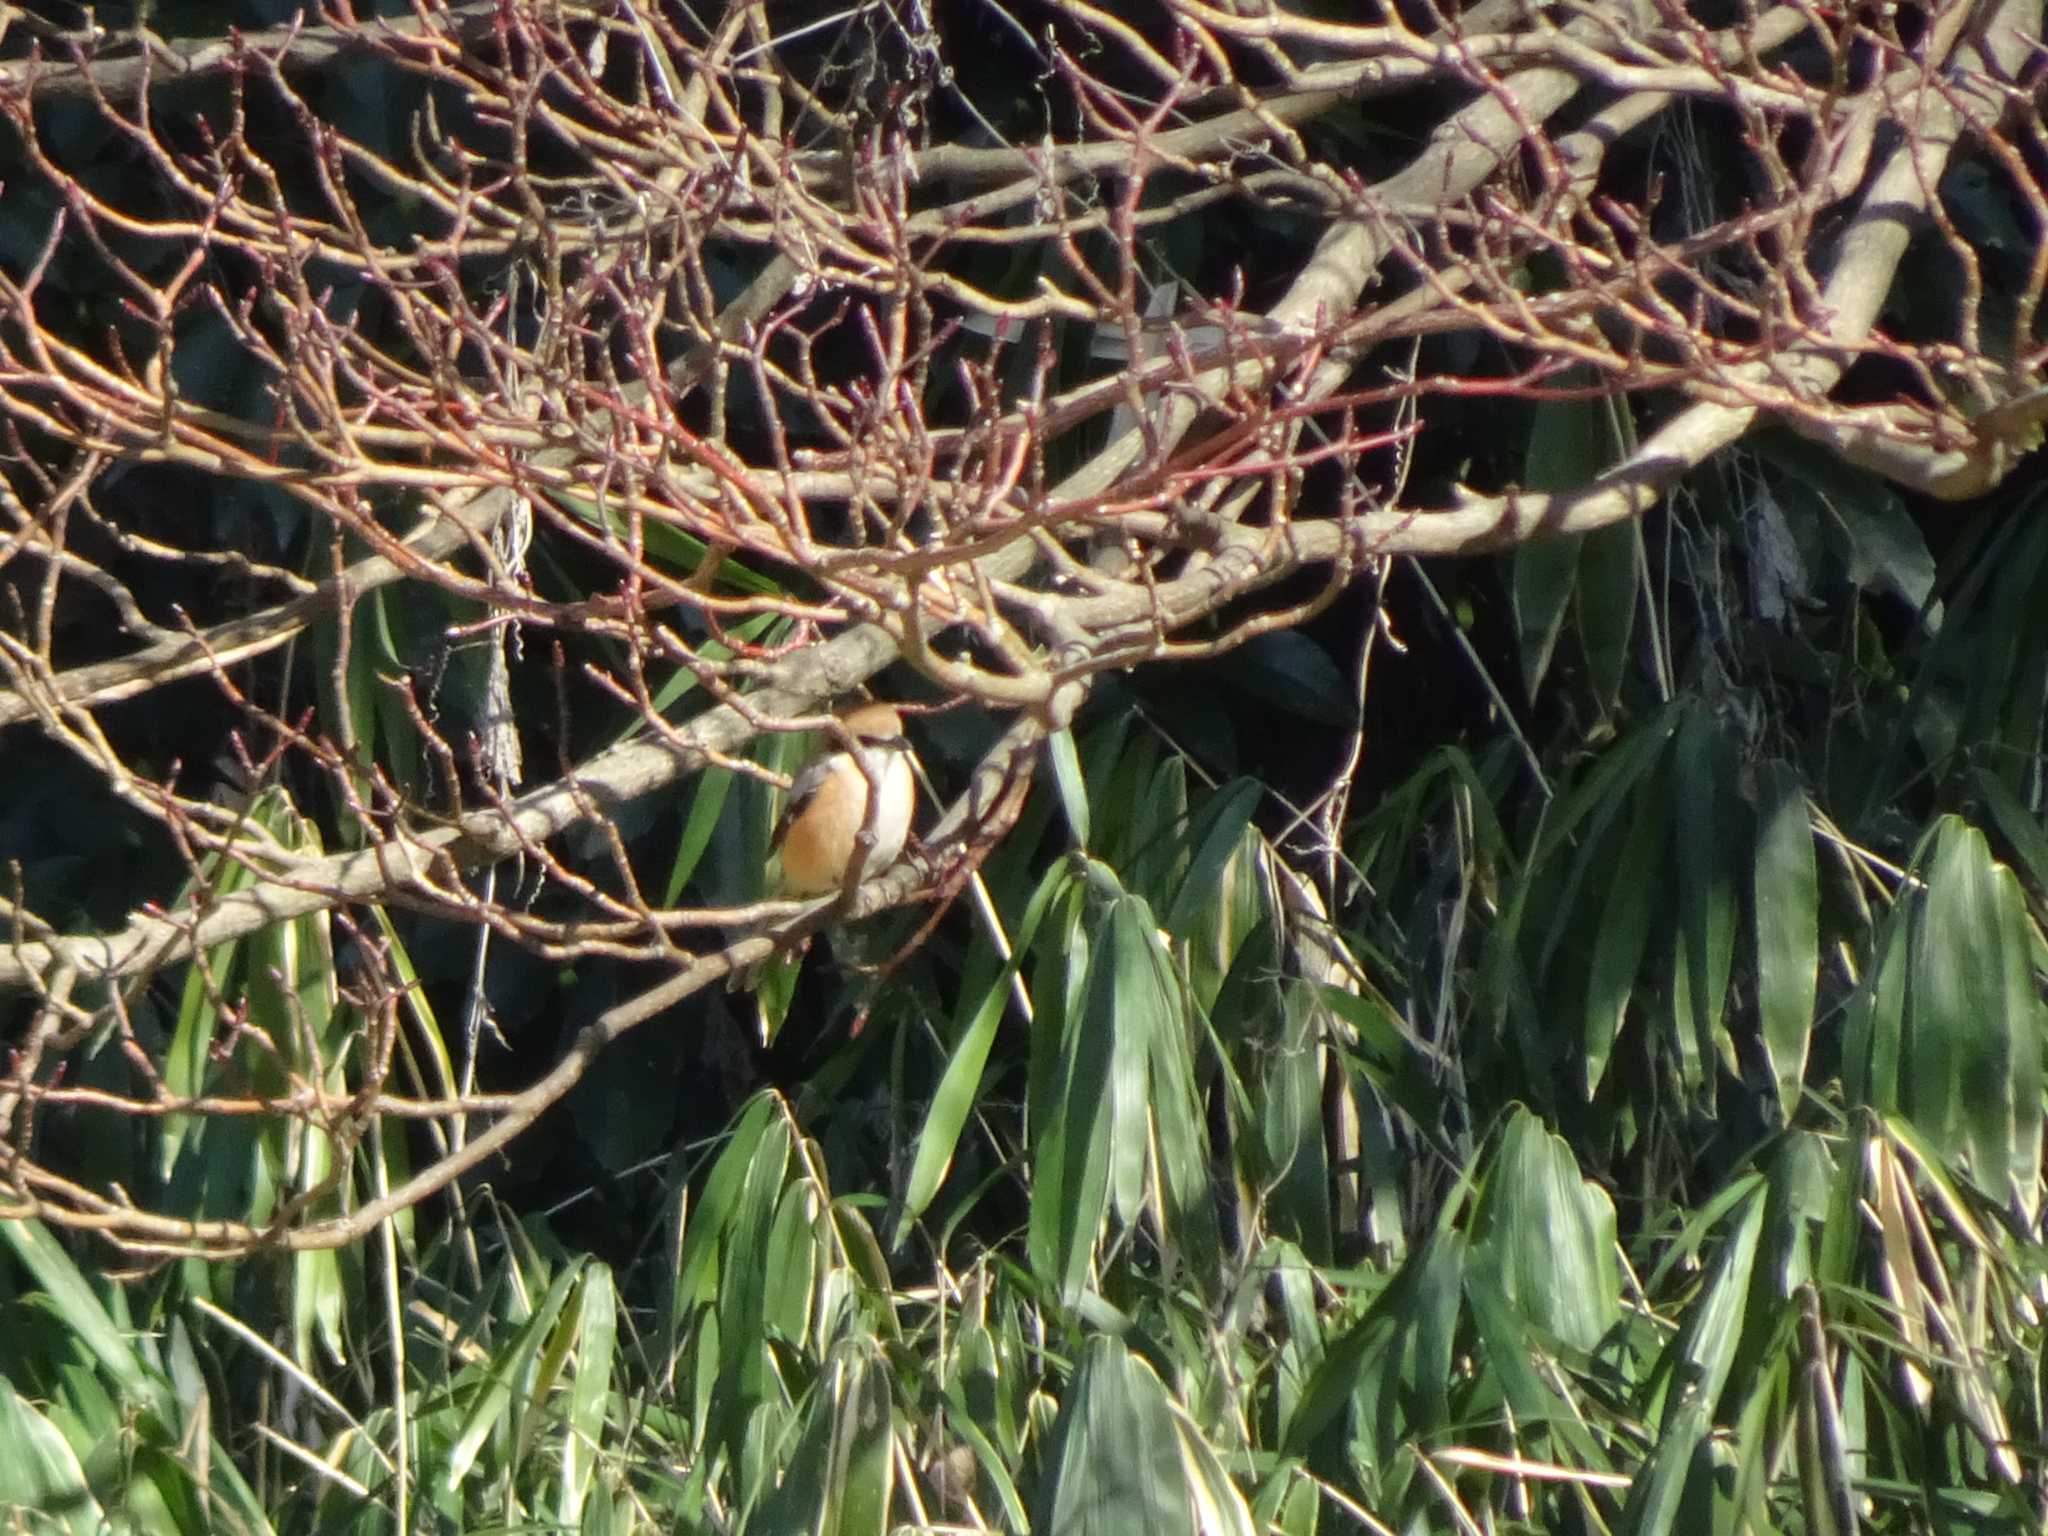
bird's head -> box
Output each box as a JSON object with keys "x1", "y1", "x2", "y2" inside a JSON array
[{"x1": 836, "y1": 702, "x2": 906, "y2": 742}]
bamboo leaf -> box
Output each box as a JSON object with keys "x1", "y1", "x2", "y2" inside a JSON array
[
  {"x1": 1028, "y1": 882, "x2": 1097, "y2": 1295},
  {"x1": 898, "y1": 860, "x2": 1071, "y2": 1241},
  {"x1": 1034, "y1": 1337, "x2": 1194, "y2": 1535},
  {"x1": 1515, "y1": 384, "x2": 1616, "y2": 700},
  {"x1": 559, "y1": 1262, "x2": 618, "y2": 1529},
  {"x1": 673, "y1": 1093, "x2": 782, "y2": 1320},
  {"x1": 1577, "y1": 518, "x2": 1640, "y2": 715},
  {"x1": 665, "y1": 763, "x2": 735, "y2": 904},
  {"x1": 1475, "y1": 1108, "x2": 1620, "y2": 1353},
  {"x1": 444, "y1": 1259, "x2": 584, "y2": 1492},
  {"x1": 1622, "y1": 1187, "x2": 1764, "y2": 1535},
  {"x1": 1049, "y1": 727, "x2": 1091, "y2": 849},
  {"x1": 1163, "y1": 778, "x2": 1262, "y2": 941},
  {"x1": 1582, "y1": 756, "x2": 1667, "y2": 1095},
  {"x1": 1102, "y1": 899, "x2": 1156, "y2": 1229},
  {"x1": 1906, "y1": 820, "x2": 2024, "y2": 1182},
  {"x1": 1512, "y1": 532, "x2": 1581, "y2": 704},
  {"x1": 1753, "y1": 763, "x2": 1819, "y2": 1117},
  {"x1": 1992, "y1": 864, "x2": 2044, "y2": 1222},
  {"x1": 826, "y1": 1344, "x2": 894, "y2": 1536},
  {"x1": 0, "y1": 1218, "x2": 168, "y2": 1417},
  {"x1": 0, "y1": 1377, "x2": 104, "y2": 1536},
  {"x1": 1671, "y1": 708, "x2": 1738, "y2": 1106}
]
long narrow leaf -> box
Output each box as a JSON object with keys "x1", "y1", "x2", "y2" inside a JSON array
[{"x1": 1753, "y1": 763, "x2": 1819, "y2": 1117}]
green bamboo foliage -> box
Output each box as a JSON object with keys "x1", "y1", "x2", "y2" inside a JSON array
[
  {"x1": 1032, "y1": 1335, "x2": 1253, "y2": 1536},
  {"x1": 0, "y1": 811, "x2": 2040, "y2": 1532},
  {"x1": 1513, "y1": 383, "x2": 1640, "y2": 713},
  {"x1": 12, "y1": 690, "x2": 2045, "y2": 1532},
  {"x1": 1025, "y1": 864, "x2": 1218, "y2": 1304},
  {"x1": 1472, "y1": 1110, "x2": 1620, "y2": 1355},
  {"x1": 740, "y1": 1339, "x2": 895, "y2": 1536},
  {"x1": 1846, "y1": 819, "x2": 2047, "y2": 1220},
  {"x1": 156, "y1": 787, "x2": 362, "y2": 1368},
  {"x1": 1753, "y1": 763, "x2": 1821, "y2": 1118},
  {"x1": 0, "y1": 1219, "x2": 274, "y2": 1534}
]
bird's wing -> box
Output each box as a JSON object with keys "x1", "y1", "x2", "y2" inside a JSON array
[{"x1": 771, "y1": 752, "x2": 841, "y2": 849}]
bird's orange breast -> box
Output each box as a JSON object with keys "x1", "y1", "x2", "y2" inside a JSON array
[{"x1": 778, "y1": 747, "x2": 914, "y2": 896}]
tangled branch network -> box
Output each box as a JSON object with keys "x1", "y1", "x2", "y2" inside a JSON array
[{"x1": 0, "y1": 0, "x2": 2039, "y2": 1250}]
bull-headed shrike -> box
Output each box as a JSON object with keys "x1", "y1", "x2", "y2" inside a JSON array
[{"x1": 772, "y1": 702, "x2": 917, "y2": 897}]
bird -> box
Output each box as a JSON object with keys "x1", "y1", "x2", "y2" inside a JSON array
[{"x1": 772, "y1": 702, "x2": 917, "y2": 897}]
